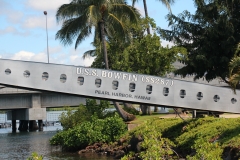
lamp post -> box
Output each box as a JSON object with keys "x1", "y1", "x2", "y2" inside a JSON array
[{"x1": 44, "y1": 11, "x2": 49, "y2": 63}]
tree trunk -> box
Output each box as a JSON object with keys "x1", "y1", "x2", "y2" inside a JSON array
[
  {"x1": 113, "y1": 102, "x2": 136, "y2": 121},
  {"x1": 143, "y1": 0, "x2": 150, "y2": 34},
  {"x1": 154, "y1": 106, "x2": 158, "y2": 112},
  {"x1": 100, "y1": 21, "x2": 135, "y2": 121},
  {"x1": 140, "y1": 104, "x2": 148, "y2": 115},
  {"x1": 100, "y1": 21, "x2": 109, "y2": 69}
]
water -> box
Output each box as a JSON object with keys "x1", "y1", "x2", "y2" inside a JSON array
[{"x1": 0, "y1": 126, "x2": 113, "y2": 160}]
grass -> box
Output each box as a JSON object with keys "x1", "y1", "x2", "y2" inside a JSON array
[{"x1": 129, "y1": 113, "x2": 168, "y2": 125}]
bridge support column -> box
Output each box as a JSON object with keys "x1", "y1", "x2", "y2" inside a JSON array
[
  {"x1": 12, "y1": 120, "x2": 16, "y2": 133},
  {"x1": 29, "y1": 120, "x2": 38, "y2": 131},
  {"x1": 192, "y1": 110, "x2": 196, "y2": 118},
  {"x1": 38, "y1": 120, "x2": 43, "y2": 131},
  {"x1": 18, "y1": 120, "x2": 29, "y2": 131}
]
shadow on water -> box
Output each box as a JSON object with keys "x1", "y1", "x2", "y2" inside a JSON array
[{"x1": 0, "y1": 126, "x2": 113, "y2": 160}]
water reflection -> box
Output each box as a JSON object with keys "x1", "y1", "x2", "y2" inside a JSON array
[{"x1": 0, "y1": 126, "x2": 113, "y2": 160}]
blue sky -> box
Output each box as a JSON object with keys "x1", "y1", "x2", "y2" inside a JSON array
[{"x1": 0, "y1": 0, "x2": 195, "y2": 66}]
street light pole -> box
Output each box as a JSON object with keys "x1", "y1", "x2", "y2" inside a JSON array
[{"x1": 44, "y1": 11, "x2": 49, "y2": 63}]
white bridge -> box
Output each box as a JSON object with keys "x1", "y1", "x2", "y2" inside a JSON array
[{"x1": 0, "y1": 59, "x2": 239, "y2": 118}]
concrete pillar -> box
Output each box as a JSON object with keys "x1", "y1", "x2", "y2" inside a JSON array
[
  {"x1": 38, "y1": 120, "x2": 43, "y2": 131},
  {"x1": 18, "y1": 120, "x2": 28, "y2": 131},
  {"x1": 29, "y1": 120, "x2": 38, "y2": 131},
  {"x1": 192, "y1": 110, "x2": 196, "y2": 118},
  {"x1": 12, "y1": 120, "x2": 16, "y2": 133}
]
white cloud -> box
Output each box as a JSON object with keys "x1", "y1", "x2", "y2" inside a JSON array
[
  {"x1": 26, "y1": 0, "x2": 70, "y2": 11},
  {"x1": 70, "y1": 55, "x2": 95, "y2": 67},
  {"x1": 0, "y1": 27, "x2": 30, "y2": 36},
  {"x1": 10, "y1": 51, "x2": 48, "y2": 63},
  {"x1": 7, "y1": 50, "x2": 94, "y2": 66},
  {"x1": 23, "y1": 16, "x2": 56, "y2": 29}
]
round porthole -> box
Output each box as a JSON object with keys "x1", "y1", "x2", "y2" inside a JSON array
[
  {"x1": 23, "y1": 70, "x2": 30, "y2": 78},
  {"x1": 146, "y1": 85, "x2": 152, "y2": 94},
  {"x1": 197, "y1": 92, "x2": 203, "y2": 100},
  {"x1": 213, "y1": 95, "x2": 220, "y2": 102},
  {"x1": 163, "y1": 87, "x2": 169, "y2": 96},
  {"x1": 60, "y1": 74, "x2": 67, "y2": 83},
  {"x1": 112, "y1": 80, "x2": 119, "y2": 90},
  {"x1": 77, "y1": 76, "x2": 84, "y2": 85},
  {"x1": 42, "y1": 72, "x2": 49, "y2": 81},
  {"x1": 5, "y1": 69, "x2": 11, "y2": 75},
  {"x1": 180, "y1": 89, "x2": 186, "y2": 98},
  {"x1": 231, "y1": 98, "x2": 237, "y2": 104},
  {"x1": 95, "y1": 78, "x2": 102, "y2": 88}
]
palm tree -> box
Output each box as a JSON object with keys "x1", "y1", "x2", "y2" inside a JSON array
[
  {"x1": 229, "y1": 43, "x2": 240, "y2": 92},
  {"x1": 132, "y1": 0, "x2": 175, "y2": 34},
  {"x1": 56, "y1": 0, "x2": 140, "y2": 121}
]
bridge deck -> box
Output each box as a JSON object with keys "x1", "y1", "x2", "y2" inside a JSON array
[{"x1": 0, "y1": 59, "x2": 239, "y2": 113}]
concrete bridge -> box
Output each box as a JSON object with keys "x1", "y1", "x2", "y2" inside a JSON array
[{"x1": 0, "y1": 59, "x2": 238, "y2": 132}]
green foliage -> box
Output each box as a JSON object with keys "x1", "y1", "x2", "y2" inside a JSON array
[
  {"x1": 123, "y1": 106, "x2": 139, "y2": 115},
  {"x1": 26, "y1": 152, "x2": 43, "y2": 160},
  {"x1": 159, "y1": 0, "x2": 240, "y2": 82},
  {"x1": 50, "y1": 114, "x2": 127, "y2": 150},
  {"x1": 139, "y1": 126, "x2": 176, "y2": 160},
  {"x1": 121, "y1": 117, "x2": 240, "y2": 159},
  {"x1": 59, "y1": 105, "x2": 91, "y2": 130},
  {"x1": 56, "y1": 0, "x2": 140, "y2": 49},
  {"x1": 92, "y1": 18, "x2": 187, "y2": 77},
  {"x1": 85, "y1": 99, "x2": 111, "y2": 118},
  {"x1": 187, "y1": 139, "x2": 223, "y2": 160},
  {"x1": 59, "y1": 99, "x2": 111, "y2": 130}
]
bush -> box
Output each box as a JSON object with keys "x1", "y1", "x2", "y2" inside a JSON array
[
  {"x1": 121, "y1": 117, "x2": 240, "y2": 159},
  {"x1": 27, "y1": 152, "x2": 43, "y2": 160},
  {"x1": 50, "y1": 114, "x2": 127, "y2": 150},
  {"x1": 59, "y1": 99, "x2": 112, "y2": 130}
]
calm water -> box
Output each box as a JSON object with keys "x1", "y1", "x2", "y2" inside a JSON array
[{"x1": 0, "y1": 126, "x2": 113, "y2": 160}]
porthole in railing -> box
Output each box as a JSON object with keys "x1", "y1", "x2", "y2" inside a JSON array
[
  {"x1": 197, "y1": 92, "x2": 203, "y2": 100},
  {"x1": 23, "y1": 70, "x2": 30, "y2": 78},
  {"x1": 180, "y1": 89, "x2": 186, "y2": 98},
  {"x1": 60, "y1": 74, "x2": 67, "y2": 83},
  {"x1": 163, "y1": 87, "x2": 169, "y2": 96},
  {"x1": 77, "y1": 76, "x2": 84, "y2": 85},
  {"x1": 213, "y1": 95, "x2": 220, "y2": 102},
  {"x1": 42, "y1": 72, "x2": 49, "y2": 81},
  {"x1": 112, "y1": 80, "x2": 119, "y2": 90},
  {"x1": 146, "y1": 85, "x2": 152, "y2": 94},
  {"x1": 231, "y1": 98, "x2": 237, "y2": 104},
  {"x1": 129, "y1": 83, "x2": 136, "y2": 92},
  {"x1": 5, "y1": 69, "x2": 11, "y2": 75},
  {"x1": 95, "y1": 78, "x2": 102, "y2": 88}
]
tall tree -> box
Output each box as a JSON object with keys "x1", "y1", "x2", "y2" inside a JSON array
[
  {"x1": 56, "y1": 0, "x2": 139, "y2": 69},
  {"x1": 56, "y1": 0, "x2": 140, "y2": 121},
  {"x1": 92, "y1": 18, "x2": 186, "y2": 114},
  {"x1": 159, "y1": 0, "x2": 240, "y2": 83},
  {"x1": 132, "y1": 0, "x2": 175, "y2": 34}
]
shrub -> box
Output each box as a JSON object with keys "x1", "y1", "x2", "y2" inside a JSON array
[
  {"x1": 26, "y1": 152, "x2": 43, "y2": 160},
  {"x1": 59, "y1": 99, "x2": 112, "y2": 130},
  {"x1": 50, "y1": 114, "x2": 127, "y2": 150}
]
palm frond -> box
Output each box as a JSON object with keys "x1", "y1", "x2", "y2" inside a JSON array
[
  {"x1": 82, "y1": 49, "x2": 96, "y2": 59},
  {"x1": 229, "y1": 56, "x2": 240, "y2": 74}
]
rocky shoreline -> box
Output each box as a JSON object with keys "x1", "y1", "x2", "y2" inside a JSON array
[{"x1": 78, "y1": 134, "x2": 146, "y2": 160}]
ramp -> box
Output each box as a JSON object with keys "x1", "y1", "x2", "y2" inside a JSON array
[{"x1": 0, "y1": 59, "x2": 239, "y2": 113}]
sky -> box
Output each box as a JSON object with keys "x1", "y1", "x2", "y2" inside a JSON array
[{"x1": 0, "y1": 0, "x2": 196, "y2": 67}]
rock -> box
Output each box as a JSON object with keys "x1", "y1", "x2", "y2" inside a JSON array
[{"x1": 114, "y1": 150, "x2": 125, "y2": 159}]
